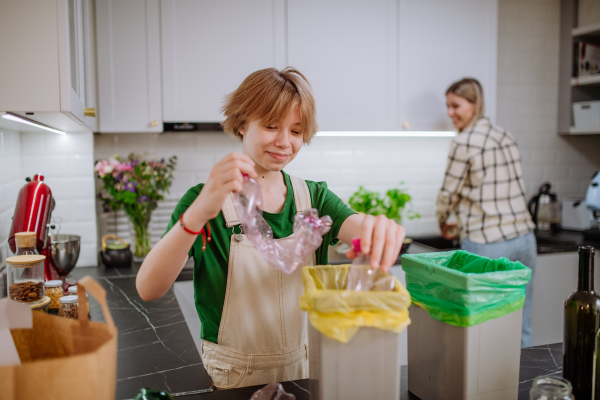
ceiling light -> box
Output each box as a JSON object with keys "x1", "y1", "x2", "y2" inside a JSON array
[
  {"x1": 1, "y1": 112, "x2": 66, "y2": 135},
  {"x1": 316, "y1": 131, "x2": 455, "y2": 137}
]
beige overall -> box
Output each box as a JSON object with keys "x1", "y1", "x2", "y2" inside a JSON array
[{"x1": 201, "y1": 176, "x2": 314, "y2": 389}]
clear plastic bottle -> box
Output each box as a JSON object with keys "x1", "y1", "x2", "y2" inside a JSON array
[
  {"x1": 346, "y1": 237, "x2": 395, "y2": 292},
  {"x1": 346, "y1": 238, "x2": 374, "y2": 291},
  {"x1": 530, "y1": 376, "x2": 574, "y2": 400}
]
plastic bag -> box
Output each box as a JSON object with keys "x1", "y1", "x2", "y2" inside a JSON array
[
  {"x1": 299, "y1": 264, "x2": 411, "y2": 343},
  {"x1": 400, "y1": 250, "x2": 532, "y2": 327},
  {"x1": 233, "y1": 174, "x2": 332, "y2": 274},
  {"x1": 346, "y1": 237, "x2": 396, "y2": 292},
  {"x1": 250, "y1": 383, "x2": 296, "y2": 400}
]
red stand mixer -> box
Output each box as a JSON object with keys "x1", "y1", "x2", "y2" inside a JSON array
[{"x1": 8, "y1": 174, "x2": 77, "y2": 286}]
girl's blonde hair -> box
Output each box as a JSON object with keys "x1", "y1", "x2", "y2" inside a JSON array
[
  {"x1": 446, "y1": 78, "x2": 485, "y2": 129},
  {"x1": 221, "y1": 67, "x2": 318, "y2": 144}
]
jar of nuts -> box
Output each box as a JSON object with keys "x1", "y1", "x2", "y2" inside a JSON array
[
  {"x1": 68, "y1": 285, "x2": 90, "y2": 316},
  {"x1": 45, "y1": 280, "x2": 63, "y2": 312},
  {"x1": 59, "y1": 295, "x2": 79, "y2": 320},
  {"x1": 6, "y1": 255, "x2": 46, "y2": 305}
]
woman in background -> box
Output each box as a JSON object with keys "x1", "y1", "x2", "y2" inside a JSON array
[{"x1": 436, "y1": 78, "x2": 537, "y2": 347}]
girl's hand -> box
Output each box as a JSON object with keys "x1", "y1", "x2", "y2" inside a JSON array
[
  {"x1": 345, "y1": 215, "x2": 406, "y2": 272},
  {"x1": 187, "y1": 153, "x2": 257, "y2": 225}
]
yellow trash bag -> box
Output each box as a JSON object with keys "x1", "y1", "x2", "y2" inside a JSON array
[{"x1": 299, "y1": 264, "x2": 412, "y2": 343}]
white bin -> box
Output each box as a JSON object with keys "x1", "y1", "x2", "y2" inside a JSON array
[
  {"x1": 573, "y1": 101, "x2": 600, "y2": 128},
  {"x1": 407, "y1": 305, "x2": 522, "y2": 400},
  {"x1": 309, "y1": 323, "x2": 400, "y2": 400}
]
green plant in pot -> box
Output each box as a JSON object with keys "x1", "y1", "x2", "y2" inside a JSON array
[{"x1": 347, "y1": 183, "x2": 420, "y2": 253}]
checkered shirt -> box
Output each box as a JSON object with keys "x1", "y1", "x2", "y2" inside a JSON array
[{"x1": 436, "y1": 118, "x2": 535, "y2": 244}]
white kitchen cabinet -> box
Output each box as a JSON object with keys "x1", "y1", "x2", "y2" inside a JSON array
[
  {"x1": 95, "y1": 0, "x2": 162, "y2": 133},
  {"x1": 160, "y1": 0, "x2": 286, "y2": 122},
  {"x1": 397, "y1": 0, "x2": 498, "y2": 131},
  {"x1": 287, "y1": 0, "x2": 398, "y2": 131},
  {"x1": 531, "y1": 251, "x2": 600, "y2": 346},
  {"x1": 0, "y1": 0, "x2": 97, "y2": 132}
]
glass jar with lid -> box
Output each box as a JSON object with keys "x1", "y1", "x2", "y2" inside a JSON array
[
  {"x1": 31, "y1": 296, "x2": 51, "y2": 313},
  {"x1": 45, "y1": 280, "x2": 63, "y2": 312},
  {"x1": 68, "y1": 285, "x2": 89, "y2": 315},
  {"x1": 530, "y1": 376, "x2": 574, "y2": 400},
  {"x1": 15, "y1": 231, "x2": 39, "y2": 255},
  {"x1": 7, "y1": 255, "x2": 46, "y2": 304},
  {"x1": 59, "y1": 295, "x2": 79, "y2": 319}
]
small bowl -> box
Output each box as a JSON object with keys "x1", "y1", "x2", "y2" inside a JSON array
[{"x1": 51, "y1": 234, "x2": 81, "y2": 275}]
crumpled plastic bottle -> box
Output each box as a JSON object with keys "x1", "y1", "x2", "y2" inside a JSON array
[
  {"x1": 346, "y1": 237, "x2": 395, "y2": 291},
  {"x1": 233, "y1": 174, "x2": 332, "y2": 274}
]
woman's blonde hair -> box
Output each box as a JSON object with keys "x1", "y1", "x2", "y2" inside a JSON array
[
  {"x1": 446, "y1": 78, "x2": 485, "y2": 129},
  {"x1": 221, "y1": 67, "x2": 318, "y2": 144}
]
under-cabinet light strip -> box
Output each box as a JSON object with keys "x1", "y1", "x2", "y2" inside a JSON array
[
  {"x1": 316, "y1": 131, "x2": 455, "y2": 137},
  {"x1": 1, "y1": 112, "x2": 66, "y2": 135}
]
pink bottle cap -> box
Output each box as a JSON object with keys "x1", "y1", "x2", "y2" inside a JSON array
[{"x1": 352, "y1": 237, "x2": 361, "y2": 253}]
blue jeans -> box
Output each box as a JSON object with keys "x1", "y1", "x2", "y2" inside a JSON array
[{"x1": 461, "y1": 232, "x2": 537, "y2": 348}]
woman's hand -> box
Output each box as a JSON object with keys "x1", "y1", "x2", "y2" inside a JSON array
[
  {"x1": 184, "y1": 153, "x2": 257, "y2": 229},
  {"x1": 344, "y1": 215, "x2": 405, "y2": 272},
  {"x1": 440, "y1": 222, "x2": 459, "y2": 240}
]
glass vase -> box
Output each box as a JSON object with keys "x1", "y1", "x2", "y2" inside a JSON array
[{"x1": 129, "y1": 217, "x2": 151, "y2": 262}]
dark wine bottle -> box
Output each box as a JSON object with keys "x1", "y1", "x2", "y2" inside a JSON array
[{"x1": 564, "y1": 246, "x2": 600, "y2": 399}]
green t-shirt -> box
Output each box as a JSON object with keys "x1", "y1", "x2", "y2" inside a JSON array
[{"x1": 164, "y1": 171, "x2": 356, "y2": 344}]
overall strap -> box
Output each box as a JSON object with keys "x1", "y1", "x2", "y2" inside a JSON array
[
  {"x1": 289, "y1": 176, "x2": 311, "y2": 213},
  {"x1": 221, "y1": 175, "x2": 311, "y2": 228}
]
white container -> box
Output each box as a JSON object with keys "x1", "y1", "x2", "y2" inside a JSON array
[
  {"x1": 562, "y1": 198, "x2": 592, "y2": 230},
  {"x1": 407, "y1": 305, "x2": 522, "y2": 400},
  {"x1": 573, "y1": 101, "x2": 600, "y2": 128},
  {"x1": 309, "y1": 324, "x2": 400, "y2": 400}
]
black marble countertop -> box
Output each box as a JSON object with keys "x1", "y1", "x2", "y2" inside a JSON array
[{"x1": 71, "y1": 263, "x2": 565, "y2": 400}]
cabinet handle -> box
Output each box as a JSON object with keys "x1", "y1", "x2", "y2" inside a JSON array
[
  {"x1": 84, "y1": 108, "x2": 96, "y2": 117},
  {"x1": 150, "y1": 120, "x2": 158, "y2": 127}
]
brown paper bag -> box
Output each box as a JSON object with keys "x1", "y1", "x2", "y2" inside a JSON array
[{"x1": 0, "y1": 276, "x2": 118, "y2": 400}]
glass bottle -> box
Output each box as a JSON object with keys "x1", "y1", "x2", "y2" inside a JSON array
[
  {"x1": 15, "y1": 231, "x2": 39, "y2": 255},
  {"x1": 68, "y1": 285, "x2": 89, "y2": 316},
  {"x1": 530, "y1": 376, "x2": 574, "y2": 400},
  {"x1": 564, "y1": 246, "x2": 600, "y2": 399}
]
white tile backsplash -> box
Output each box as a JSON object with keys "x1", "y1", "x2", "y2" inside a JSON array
[{"x1": 18, "y1": 131, "x2": 96, "y2": 267}]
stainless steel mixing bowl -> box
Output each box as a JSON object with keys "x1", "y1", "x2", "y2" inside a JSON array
[{"x1": 51, "y1": 234, "x2": 81, "y2": 275}]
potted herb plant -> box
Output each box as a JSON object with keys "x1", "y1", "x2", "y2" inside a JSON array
[
  {"x1": 94, "y1": 154, "x2": 177, "y2": 261},
  {"x1": 347, "y1": 183, "x2": 419, "y2": 254}
]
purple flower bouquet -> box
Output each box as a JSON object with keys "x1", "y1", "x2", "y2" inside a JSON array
[{"x1": 94, "y1": 154, "x2": 177, "y2": 259}]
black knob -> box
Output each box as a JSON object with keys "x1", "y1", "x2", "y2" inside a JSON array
[
  {"x1": 50, "y1": 225, "x2": 56, "y2": 229},
  {"x1": 25, "y1": 177, "x2": 31, "y2": 182}
]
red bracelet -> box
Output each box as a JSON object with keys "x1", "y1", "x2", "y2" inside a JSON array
[
  {"x1": 179, "y1": 213, "x2": 203, "y2": 235},
  {"x1": 179, "y1": 213, "x2": 212, "y2": 251}
]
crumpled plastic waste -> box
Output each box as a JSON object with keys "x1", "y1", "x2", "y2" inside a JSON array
[
  {"x1": 250, "y1": 383, "x2": 296, "y2": 400},
  {"x1": 233, "y1": 174, "x2": 332, "y2": 274}
]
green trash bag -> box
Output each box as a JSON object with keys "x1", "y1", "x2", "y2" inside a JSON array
[{"x1": 400, "y1": 250, "x2": 532, "y2": 327}]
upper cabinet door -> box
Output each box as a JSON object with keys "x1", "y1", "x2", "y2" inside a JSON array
[
  {"x1": 96, "y1": 0, "x2": 162, "y2": 133},
  {"x1": 287, "y1": 0, "x2": 398, "y2": 131},
  {"x1": 398, "y1": 0, "x2": 498, "y2": 131},
  {"x1": 161, "y1": 0, "x2": 285, "y2": 122}
]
